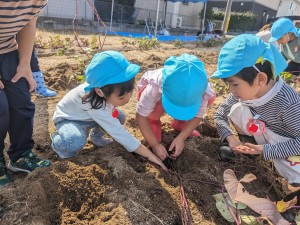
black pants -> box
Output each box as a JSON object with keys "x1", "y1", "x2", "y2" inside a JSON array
[
  {"x1": 285, "y1": 61, "x2": 300, "y2": 76},
  {"x1": 30, "y1": 48, "x2": 40, "y2": 72},
  {"x1": 0, "y1": 50, "x2": 35, "y2": 161}
]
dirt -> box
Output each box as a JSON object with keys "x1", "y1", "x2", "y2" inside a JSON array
[{"x1": 0, "y1": 31, "x2": 295, "y2": 225}]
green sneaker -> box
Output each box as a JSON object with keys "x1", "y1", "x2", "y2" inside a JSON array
[
  {"x1": 0, "y1": 157, "x2": 11, "y2": 186},
  {"x1": 7, "y1": 151, "x2": 51, "y2": 173}
]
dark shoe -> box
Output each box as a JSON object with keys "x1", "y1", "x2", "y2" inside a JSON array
[
  {"x1": 7, "y1": 151, "x2": 51, "y2": 173},
  {"x1": 218, "y1": 142, "x2": 236, "y2": 162},
  {"x1": 0, "y1": 157, "x2": 10, "y2": 186},
  {"x1": 238, "y1": 134, "x2": 257, "y2": 144}
]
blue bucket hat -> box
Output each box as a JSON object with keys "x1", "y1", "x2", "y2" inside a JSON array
[
  {"x1": 269, "y1": 18, "x2": 300, "y2": 42},
  {"x1": 84, "y1": 50, "x2": 140, "y2": 92},
  {"x1": 211, "y1": 34, "x2": 287, "y2": 79},
  {"x1": 162, "y1": 54, "x2": 208, "y2": 121}
]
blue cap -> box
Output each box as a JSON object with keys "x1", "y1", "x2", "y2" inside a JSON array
[
  {"x1": 211, "y1": 34, "x2": 287, "y2": 79},
  {"x1": 269, "y1": 18, "x2": 300, "y2": 42},
  {"x1": 162, "y1": 54, "x2": 208, "y2": 121},
  {"x1": 84, "y1": 51, "x2": 140, "y2": 92}
]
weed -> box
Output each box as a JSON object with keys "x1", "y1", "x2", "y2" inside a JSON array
[
  {"x1": 210, "y1": 79, "x2": 228, "y2": 95},
  {"x1": 138, "y1": 37, "x2": 160, "y2": 50},
  {"x1": 173, "y1": 39, "x2": 183, "y2": 48},
  {"x1": 90, "y1": 35, "x2": 99, "y2": 50}
]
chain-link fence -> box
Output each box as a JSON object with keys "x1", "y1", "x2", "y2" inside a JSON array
[
  {"x1": 39, "y1": 0, "x2": 212, "y2": 34},
  {"x1": 94, "y1": 1, "x2": 202, "y2": 31}
]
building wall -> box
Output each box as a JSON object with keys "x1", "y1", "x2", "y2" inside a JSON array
[
  {"x1": 277, "y1": 0, "x2": 300, "y2": 17},
  {"x1": 256, "y1": 0, "x2": 280, "y2": 10},
  {"x1": 40, "y1": 0, "x2": 94, "y2": 21},
  {"x1": 134, "y1": 0, "x2": 204, "y2": 30}
]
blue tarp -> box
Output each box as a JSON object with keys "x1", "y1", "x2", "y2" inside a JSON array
[
  {"x1": 167, "y1": 0, "x2": 207, "y2": 2},
  {"x1": 113, "y1": 32, "x2": 198, "y2": 42}
]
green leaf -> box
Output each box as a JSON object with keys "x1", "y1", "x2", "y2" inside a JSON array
[
  {"x1": 241, "y1": 215, "x2": 258, "y2": 225},
  {"x1": 216, "y1": 200, "x2": 236, "y2": 222},
  {"x1": 213, "y1": 193, "x2": 247, "y2": 209},
  {"x1": 295, "y1": 214, "x2": 300, "y2": 225}
]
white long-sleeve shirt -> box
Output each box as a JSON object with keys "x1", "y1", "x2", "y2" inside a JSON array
[{"x1": 53, "y1": 83, "x2": 140, "y2": 152}]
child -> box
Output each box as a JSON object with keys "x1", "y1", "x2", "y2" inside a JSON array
[
  {"x1": 51, "y1": 51, "x2": 167, "y2": 171},
  {"x1": 136, "y1": 54, "x2": 216, "y2": 160},
  {"x1": 256, "y1": 24, "x2": 279, "y2": 49},
  {"x1": 269, "y1": 18, "x2": 300, "y2": 75},
  {"x1": 212, "y1": 34, "x2": 300, "y2": 185},
  {"x1": 0, "y1": 1, "x2": 51, "y2": 186}
]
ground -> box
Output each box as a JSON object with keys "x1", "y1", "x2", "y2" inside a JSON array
[{"x1": 0, "y1": 31, "x2": 298, "y2": 225}]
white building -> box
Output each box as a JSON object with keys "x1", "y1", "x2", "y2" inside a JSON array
[
  {"x1": 40, "y1": 0, "x2": 94, "y2": 21},
  {"x1": 276, "y1": 0, "x2": 300, "y2": 17},
  {"x1": 134, "y1": 0, "x2": 205, "y2": 30}
]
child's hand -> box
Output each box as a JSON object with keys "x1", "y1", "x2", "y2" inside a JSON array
[
  {"x1": 226, "y1": 135, "x2": 243, "y2": 151},
  {"x1": 168, "y1": 137, "x2": 185, "y2": 159},
  {"x1": 235, "y1": 143, "x2": 263, "y2": 155},
  {"x1": 148, "y1": 154, "x2": 168, "y2": 171},
  {"x1": 152, "y1": 143, "x2": 168, "y2": 160},
  {"x1": 0, "y1": 80, "x2": 4, "y2": 89}
]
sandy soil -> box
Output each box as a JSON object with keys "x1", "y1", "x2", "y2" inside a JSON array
[{"x1": 0, "y1": 31, "x2": 296, "y2": 225}]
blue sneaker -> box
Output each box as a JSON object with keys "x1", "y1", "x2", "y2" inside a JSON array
[{"x1": 7, "y1": 151, "x2": 51, "y2": 173}]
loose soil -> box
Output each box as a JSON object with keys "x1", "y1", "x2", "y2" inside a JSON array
[{"x1": 0, "y1": 31, "x2": 297, "y2": 225}]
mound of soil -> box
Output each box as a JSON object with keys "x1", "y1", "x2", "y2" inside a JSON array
[{"x1": 0, "y1": 33, "x2": 292, "y2": 225}]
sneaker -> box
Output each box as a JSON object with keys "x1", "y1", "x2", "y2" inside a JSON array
[
  {"x1": 218, "y1": 142, "x2": 236, "y2": 162},
  {"x1": 7, "y1": 151, "x2": 51, "y2": 173},
  {"x1": 0, "y1": 157, "x2": 10, "y2": 186}
]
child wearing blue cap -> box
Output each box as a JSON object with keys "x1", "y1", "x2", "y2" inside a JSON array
[
  {"x1": 51, "y1": 51, "x2": 167, "y2": 171},
  {"x1": 269, "y1": 18, "x2": 300, "y2": 75},
  {"x1": 136, "y1": 54, "x2": 216, "y2": 160},
  {"x1": 212, "y1": 34, "x2": 300, "y2": 185}
]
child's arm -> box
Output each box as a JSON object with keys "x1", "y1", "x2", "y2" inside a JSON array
[
  {"x1": 136, "y1": 113, "x2": 168, "y2": 160},
  {"x1": 134, "y1": 144, "x2": 167, "y2": 171},
  {"x1": 214, "y1": 94, "x2": 240, "y2": 145},
  {"x1": 235, "y1": 102, "x2": 300, "y2": 158},
  {"x1": 169, "y1": 117, "x2": 201, "y2": 158}
]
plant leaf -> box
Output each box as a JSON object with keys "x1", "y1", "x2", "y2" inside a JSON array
[
  {"x1": 224, "y1": 169, "x2": 255, "y2": 204},
  {"x1": 215, "y1": 200, "x2": 236, "y2": 222},
  {"x1": 295, "y1": 214, "x2": 300, "y2": 225},
  {"x1": 240, "y1": 173, "x2": 257, "y2": 183},
  {"x1": 276, "y1": 197, "x2": 297, "y2": 213},
  {"x1": 240, "y1": 215, "x2": 258, "y2": 225},
  {"x1": 213, "y1": 193, "x2": 247, "y2": 209},
  {"x1": 223, "y1": 169, "x2": 290, "y2": 225}
]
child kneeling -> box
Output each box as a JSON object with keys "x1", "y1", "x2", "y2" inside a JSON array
[
  {"x1": 51, "y1": 51, "x2": 167, "y2": 171},
  {"x1": 213, "y1": 34, "x2": 300, "y2": 185},
  {"x1": 136, "y1": 54, "x2": 216, "y2": 160}
]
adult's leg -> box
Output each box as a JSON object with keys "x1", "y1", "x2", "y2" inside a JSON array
[
  {"x1": 0, "y1": 90, "x2": 9, "y2": 158},
  {"x1": 0, "y1": 51, "x2": 35, "y2": 161}
]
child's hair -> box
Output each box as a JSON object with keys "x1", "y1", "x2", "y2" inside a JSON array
[
  {"x1": 82, "y1": 78, "x2": 135, "y2": 109},
  {"x1": 259, "y1": 24, "x2": 272, "y2": 32},
  {"x1": 225, "y1": 61, "x2": 274, "y2": 85}
]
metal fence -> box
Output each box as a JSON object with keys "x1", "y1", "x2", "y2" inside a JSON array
[{"x1": 94, "y1": 1, "x2": 202, "y2": 31}]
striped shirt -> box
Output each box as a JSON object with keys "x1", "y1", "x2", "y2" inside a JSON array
[
  {"x1": 214, "y1": 81, "x2": 300, "y2": 161},
  {"x1": 0, "y1": 0, "x2": 47, "y2": 54}
]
